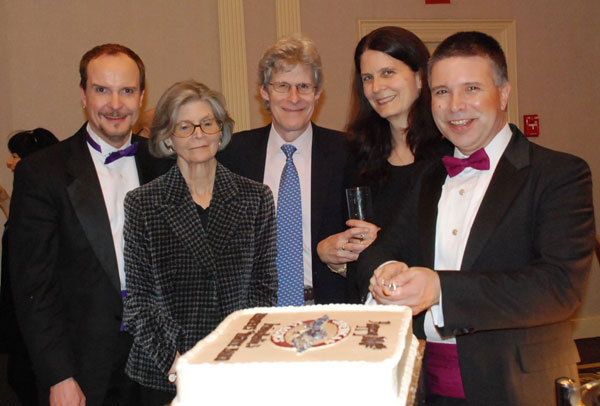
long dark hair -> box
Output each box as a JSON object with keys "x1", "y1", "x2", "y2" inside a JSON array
[{"x1": 347, "y1": 26, "x2": 440, "y2": 186}]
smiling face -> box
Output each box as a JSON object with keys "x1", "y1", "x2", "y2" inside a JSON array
[
  {"x1": 430, "y1": 56, "x2": 510, "y2": 156},
  {"x1": 360, "y1": 50, "x2": 422, "y2": 130},
  {"x1": 259, "y1": 64, "x2": 321, "y2": 142},
  {"x1": 169, "y1": 100, "x2": 221, "y2": 167},
  {"x1": 80, "y1": 53, "x2": 144, "y2": 148}
]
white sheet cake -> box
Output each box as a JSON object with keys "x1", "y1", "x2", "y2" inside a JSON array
[{"x1": 172, "y1": 304, "x2": 419, "y2": 405}]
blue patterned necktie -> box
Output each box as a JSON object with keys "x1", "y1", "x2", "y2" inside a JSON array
[{"x1": 276, "y1": 144, "x2": 304, "y2": 306}]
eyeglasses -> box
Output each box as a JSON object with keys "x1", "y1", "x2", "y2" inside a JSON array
[
  {"x1": 269, "y1": 81, "x2": 316, "y2": 95},
  {"x1": 172, "y1": 118, "x2": 223, "y2": 138}
]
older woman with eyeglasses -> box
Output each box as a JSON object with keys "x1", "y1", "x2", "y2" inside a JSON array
[{"x1": 122, "y1": 80, "x2": 277, "y2": 405}]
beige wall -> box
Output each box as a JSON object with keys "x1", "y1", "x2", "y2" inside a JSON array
[
  {"x1": 1, "y1": 0, "x2": 598, "y2": 337},
  {"x1": 0, "y1": 0, "x2": 222, "y2": 153}
]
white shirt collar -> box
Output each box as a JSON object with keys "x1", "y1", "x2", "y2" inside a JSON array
[
  {"x1": 453, "y1": 122, "x2": 512, "y2": 171},
  {"x1": 86, "y1": 123, "x2": 133, "y2": 157},
  {"x1": 266, "y1": 123, "x2": 313, "y2": 158}
]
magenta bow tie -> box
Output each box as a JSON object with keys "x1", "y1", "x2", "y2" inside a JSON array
[{"x1": 442, "y1": 148, "x2": 490, "y2": 177}]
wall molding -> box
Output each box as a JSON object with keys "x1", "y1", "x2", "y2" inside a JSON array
[
  {"x1": 358, "y1": 19, "x2": 519, "y2": 125},
  {"x1": 276, "y1": 0, "x2": 302, "y2": 38},
  {"x1": 216, "y1": 0, "x2": 301, "y2": 131},
  {"x1": 218, "y1": 0, "x2": 251, "y2": 131}
]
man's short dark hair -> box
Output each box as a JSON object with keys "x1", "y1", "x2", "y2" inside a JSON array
[
  {"x1": 429, "y1": 31, "x2": 508, "y2": 86},
  {"x1": 79, "y1": 43, "x2": 145, "y2": 92}
]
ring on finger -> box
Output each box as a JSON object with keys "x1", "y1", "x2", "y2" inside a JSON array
[{"x1": 382, "y1": 281, "x2": 396, "y2": 297}]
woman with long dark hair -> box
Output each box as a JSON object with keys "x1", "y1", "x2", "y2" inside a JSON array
[{"x1": 317, "y1": 26, "x2": 444, "y2": 302}]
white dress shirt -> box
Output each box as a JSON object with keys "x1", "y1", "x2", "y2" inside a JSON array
[
  {"x1": 425, "y1": 123, "x2": 512, "y2": 343},
  {"x1": 86, "y1": 124, "x2": 140, "y2": 289},
  {"x1": 263, "y1": 124, "x2": 313, "y2": 287}
]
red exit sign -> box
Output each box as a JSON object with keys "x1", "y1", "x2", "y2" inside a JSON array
[{"x1": 523, "y1": 114, "x2": 540, "y2": 137}]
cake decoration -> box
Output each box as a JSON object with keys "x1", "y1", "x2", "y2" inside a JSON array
[
  {"x1": 354, "y1": 321, "x2": 391, "y2": 350},
  {"x1": 243, "y1": 313, "x2": 267, "y2": 330},
  {"x1": 290, "y1": 314, "x2": 329, "y2": 353},
  {"x1": 214, "y1": 331, "x2": 253, "y2": 361},
  {"x1": 271, "y1": 315, "x2": 349, "y2": 351},
  {"x1": 247, "y1": 323, "x2": 277, "y2": 347}
]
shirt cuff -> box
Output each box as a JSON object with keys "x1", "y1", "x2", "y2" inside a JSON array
[
  {"x1": 377, "y1": 260, "x2": 400, "y2": 269},
  {"x1": 430, "y1": 290, "x2": 445, "y2": 327}
]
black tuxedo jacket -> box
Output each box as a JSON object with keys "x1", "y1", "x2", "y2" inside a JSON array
[
  {"x1": 7, "y1": 124, "x2": 172, "y2": 399},
  {"x1": 217, "y1": 123, "x2": 348, "y2": 303},
  {"x1": 358, "y1": 125, "x2": 595, "y2": 405}
]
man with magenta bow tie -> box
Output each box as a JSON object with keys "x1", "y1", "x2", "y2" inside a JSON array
[{"x1": 358, "y1": 31, "x2": 595, "y2": 405}]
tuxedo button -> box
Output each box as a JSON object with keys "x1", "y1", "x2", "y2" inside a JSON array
[
  {"x1": 459, "y1": 189, "x2": 465, "y2": 195},
  {"x1": 452, "y1": 229, "x2": 458, "y2": 236}
]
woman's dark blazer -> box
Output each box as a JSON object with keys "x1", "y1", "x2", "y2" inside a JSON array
[{"x1": 122, "y1": 162, "x2": 277, "y2": 392}]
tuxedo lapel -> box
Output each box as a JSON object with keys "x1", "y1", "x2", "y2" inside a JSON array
[
  {"x1": 310, "y1": 124, "x2": 338, "y2": 249},
  {"x1": 461, "y1": 128, "x2": 531, "y2": 270},
  {"x1": 133, "y1": 134, "x2": 155, "y2": 184},
  {"x1": 244, "y1": 126, "x2": 269, "y2": 182},
  {"x1": 418, "y1": 162, "x2": 447, "y2": 268},
  {"x1": 66, "y1": 127, "x2": 120, "y2": 292},
  {"x1": 310, "y1": 125, "x2": 330, "y2": 243}
]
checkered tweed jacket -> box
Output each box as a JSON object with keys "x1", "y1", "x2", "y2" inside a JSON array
[{"x1": 123, "y1": 163, "x2": 277, "y2": 392}]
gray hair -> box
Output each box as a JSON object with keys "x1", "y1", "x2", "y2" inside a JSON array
[
  {"x1": 149, "y1": 80, "x2": 234, "y2": 158},
  {"x1": 258, "y1": 34, "x2": 323, "y2": 110}
]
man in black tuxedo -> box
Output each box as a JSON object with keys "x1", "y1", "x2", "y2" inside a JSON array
[
  {"x1": 8, "y1": 44, "x2": 171, "y2": 406},
  {"x1": 218, "y1": 35, "x2": 347, "y2": 305},
  {"x1": 359, "y1": 32, "x2": 595, "y2": 405}
]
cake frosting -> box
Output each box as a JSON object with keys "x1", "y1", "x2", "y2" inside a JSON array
[{"x1": 172, "y1": 304, "x2": 419, "y2": 405}]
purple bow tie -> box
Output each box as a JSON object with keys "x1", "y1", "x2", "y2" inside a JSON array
[
  {"x1": 104, "y1": 143, "x2": 139, "y2": 164},
  {"x1": 86, "y1": 132, "x2": 139, "y2": 164},
  {"x1": 442, "y1": 148, "x2": 490, "y2": 177}
]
